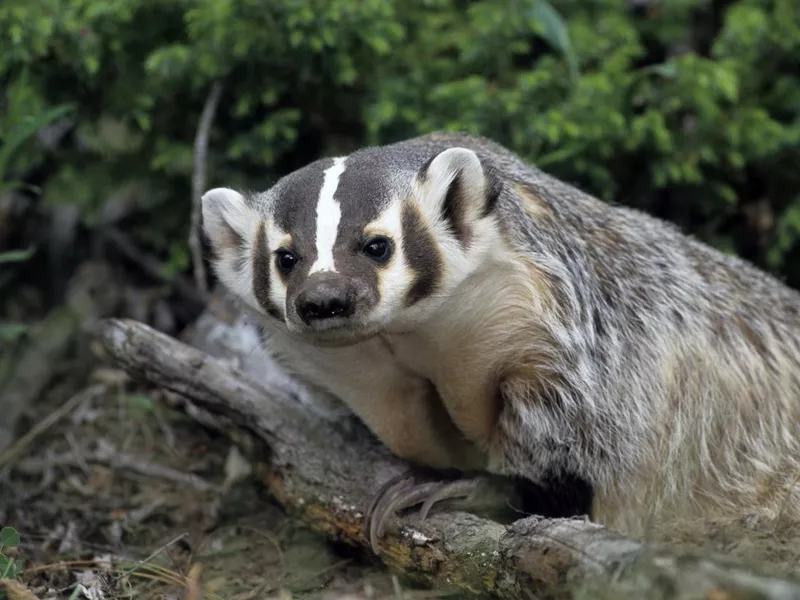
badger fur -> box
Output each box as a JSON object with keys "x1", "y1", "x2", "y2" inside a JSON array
[{"x1": 202, "y1": 132, "x2": 800, "y2": 546}]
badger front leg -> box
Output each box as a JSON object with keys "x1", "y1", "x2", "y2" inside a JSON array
[
  {"x1": 341, "y1": 371, "x2": 513, "y2": 554},
  {"x1": 353, "y1": 376, "x2": 485, "y2": 472},
  {"x1": 263, "y1": 331, "x2": 491, "y2": 548},
  {"x1": 363, "y1": 327, "x2": 594, "y2": 551},
  {"x1": 348, "y1": 378, "x2": 512, "y2": 553},
  {"x1": 360, "y1": 376, "x2": 523, "y2": 553},
  {"x1": 358, "y1": 334, "x2": 513, "y2": 550}
]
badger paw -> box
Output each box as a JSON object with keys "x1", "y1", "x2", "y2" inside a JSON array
[{"x1": 363, "y1": 468, "x2": 481, "y2": 554}]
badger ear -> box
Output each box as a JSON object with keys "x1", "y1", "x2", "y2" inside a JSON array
[
  {"x1": 202, "y1": 187, "x2": 274, "y2": 316},
  {"x1": 417, "y1": 148, "x2": 502, "y2": 246},
  {"x1": 201, "y1": 187, "x2": 254, "y2": 261}
]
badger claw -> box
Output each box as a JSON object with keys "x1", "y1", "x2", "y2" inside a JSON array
[{"x1": 363, "y1": 469, "x2": 480, "y2": 554}]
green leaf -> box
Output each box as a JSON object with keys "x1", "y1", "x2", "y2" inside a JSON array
[
  {"x1": 0, "y1": 527, "x2": 20, "y2": 547},
  {"x1": 0, "y1": 247, "x2": 36, "y2": 264},
  {"x1": 529, "y1": 0, "x2": 578, "y2": 82},
  {"x1": 0, "y1": 104, "x2": 75, "y2": 182},
  {"x1": 0, "y1": 554, "x2": 15, "y2": 579},
  {"x1": 0, "y1": 554, "x2": 22, "y2": 579},
  {"x1": 0, "y1": 324, "x2": 27, "y2": 343}
]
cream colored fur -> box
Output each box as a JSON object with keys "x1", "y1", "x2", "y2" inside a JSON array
[{"x1": 260, "y1": 323, "x2": 485, "y2": 472}]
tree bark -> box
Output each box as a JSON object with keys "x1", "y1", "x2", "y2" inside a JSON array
[{"x1": 93, "y1": 298, "x2": 800, "y2": 600}]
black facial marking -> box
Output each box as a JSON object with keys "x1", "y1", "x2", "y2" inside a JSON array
[
  {"x1": 269, "y1": 145, "x2": 488, "y2": 319},
  {"x1": 402, "y1": 202, "x2": 442, "y2": 305},
  {"x1": 271, "y1": 152, "x2": 398, "y2": 290},
  {"x1": 334, "y1": 152, "x2": 395, "y2": 227},
  {"x1": 252, "y1": 221, "x2": 282, "y2": 320},
  {"x1": 253, "y1": 222, "x2": 270, "y2": 302},
  {"x1": 271, "y1": 161, "x2": 330, "y2": 234},
  {"x1": 268, "y1": 160, "x2": 330, "y2": 277}
]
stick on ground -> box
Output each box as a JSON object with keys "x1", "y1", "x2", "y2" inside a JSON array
[{"x1": 95, "y1": 315, "x2": 800, "y2": 600}]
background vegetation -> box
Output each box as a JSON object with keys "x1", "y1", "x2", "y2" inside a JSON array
[{"x1": 2, "y1": 0, "x2": 800, "y2": 307}]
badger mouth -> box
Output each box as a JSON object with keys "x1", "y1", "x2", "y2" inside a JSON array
[{"x1": 284, "y1": 317, "x2": 383, "y2": 347}]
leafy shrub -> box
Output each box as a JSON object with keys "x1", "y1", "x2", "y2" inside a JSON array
[
  {"x1": 2, "y1": 0, "x2": 799, "y2": 286},
  {"x1": 0, "y1": 526, "x2": 22, "y2": 583}
]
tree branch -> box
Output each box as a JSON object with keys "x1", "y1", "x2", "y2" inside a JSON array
[
  {"x1": 190, "y1": 80, "x2": 224, "y2": 297},
  {"x1": 93, "y1": 311, "x2": 800, "y2": 599}
]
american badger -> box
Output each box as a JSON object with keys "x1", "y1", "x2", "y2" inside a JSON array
[{"x1": 202, "y1": 132, "x2": 800, "y2": 551}]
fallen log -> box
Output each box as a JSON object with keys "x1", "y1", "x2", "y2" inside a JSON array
[{"x1": 92, "y1": 303, "x2": 800, "y2": 600}]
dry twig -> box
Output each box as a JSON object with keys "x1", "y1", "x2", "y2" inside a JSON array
[
  {"x1": 14, "y1": 448, "x2": 218, "y2": 492},
  {"x1": 185, "y1": 563, "x2": 204, "y2": 600},
  {"x1": 190, "y1": 80, "x2": 225, "y2": 297}
]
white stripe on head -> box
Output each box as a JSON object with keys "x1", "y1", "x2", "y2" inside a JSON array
[{"x1": 309, "y1": 156, "x2": 347, "y2": 274}]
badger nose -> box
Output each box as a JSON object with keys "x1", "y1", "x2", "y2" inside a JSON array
[{"x1": 295, "y1": 276, "x2": 356, "y2": 323}]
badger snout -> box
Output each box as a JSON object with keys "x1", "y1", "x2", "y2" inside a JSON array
[{"x1": 294, "y1": 273, "x2": 357, "y2": 325}]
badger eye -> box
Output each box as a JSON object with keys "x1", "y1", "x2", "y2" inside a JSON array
[
  {"x1": 275, "y1": 249, "x2": 298, "y2": 274},
  {"x1": 362, "y1": 236, "x2": 392, "y2": 264}
]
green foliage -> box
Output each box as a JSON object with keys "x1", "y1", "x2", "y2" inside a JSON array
[
  {"x1": 0, "y1": 69, "x2": 74, "y2": 194},
  {"x1": 2, "y1": 0, "x2": 800, "y2": 285},
  {"x1": 0, "y1": 65, "x2": 66, "y2": 335},
  {"x1": 0, "y1": 246, "x2": 35, "y2": 340},
  {"x1": 0, "y1": 324, "x2": 27, "y2": 343},
  {"x1": 0, "y1": 526, "x2": 23, "y2": 582},
  {"x1": 0, "y1": 248, "x2": 35, "y2": 265}
]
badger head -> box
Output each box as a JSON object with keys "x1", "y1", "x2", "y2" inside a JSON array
[{"x1": 202, "y1": 144, "x2": 503, "y2": 345}]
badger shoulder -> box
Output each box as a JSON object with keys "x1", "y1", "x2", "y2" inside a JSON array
[{"x1": 400, "y1": 133, "x2": 800, "y2": 530}]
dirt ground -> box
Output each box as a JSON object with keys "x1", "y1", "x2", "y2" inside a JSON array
[{"x1": 0, "y1": 365, "x2": 449, "y2": 600}]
